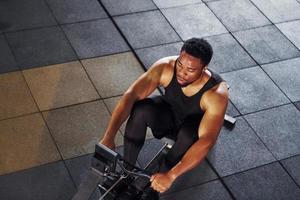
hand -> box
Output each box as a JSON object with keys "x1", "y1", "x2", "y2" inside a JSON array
[
  {"x1": 99, "y1": 137, "x2": 115, "y2": 150},
  {"x1": 150, "y1": 172, "x2": 175, "y2": 193}
]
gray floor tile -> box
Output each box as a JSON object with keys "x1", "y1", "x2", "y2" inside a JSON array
[
  {"x1": 0, "y1": 0, "x2": 56, "y2": 32},
  {"x1": 245, "y1": 104, "x2": 300, "y2": 160},
  {"x1": 221, "y1": 66, "x2": 289, "y2": 114},
  {"x1": 224, "y1": 162, "x2": 300, "y2": 200},
  {"x1": 276, "y1": 20, "x2": 300, "y2": 50},
  {"x1": 251, "y1": 0, "x2": 300, "y2": 23},
  {"x1": 153, "y1": 0, "x2": 202, "y2": 8},
  {"x1": 82, "y1": 52, "x2": 145, "y2": 98},
  {"x1": 207, "y1": 117, "x2": 275, "y2": 177},
  {"x1": 0, "y1": 161, "x2": 76, "y2": 200},
  {"x1": 62, "y1": 19, "x2": 129, "y2": 59},
  {"x1": 295, "y1": 101, "x2": 300, "y2": 111},
  {"x1": 0, "y1": 34, "x2": 18, "y2": 73},
  {"x1": 0, "y1": 72, "x2": 38, "y2": 120},
  {"x1": 101, "y1": 0, "x2": 157, "y2": 16},
  {"x1": 281, "y1": 155, "x2": 300, "y2": 187},
  {"x1": 0, "y1": 113, "x2": 61, "y2": 175},
  {"x1": 114, "y1": 11, "x2": 180, "y2": 49},
  {"x1": 233, "y1": 25, "x2": 300, "y2": 64},
  {"x1": 205, "y1": 33, "x2": 256, "y2": 73},
  {"x1": 46, "y1": 0, "x2": 107, "y2": 24},
  {"x1": 161, "y1": 179, "x2": 232, "y2": 200},
  {"x1": 135, "y1": 42, "x2": 183, "y2": 69},
  {"x1": 6, "y1": 26, "x2": 77, "y2": 69},
  {"x1": 161, "y1": 4, "x2": 227, "y2": 40},
  {"x1": 262, "y1": 57, "x2": 300, "y2": 102},
  {"x1": 208, "y1": 0, "x2": 271, "y2": 32},
  {"x1": 226, "y1": 100, "x2": 240, "y2": 117},
  {"x1": 42, "y1": 100, "x2": 124, "y2": 159},
  {"x1": 23, "y1": 61, "x2": 99, "y2": 111}
]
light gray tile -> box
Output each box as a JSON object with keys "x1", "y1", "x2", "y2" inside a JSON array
[
  {"x1": 207, "y1": 117, "x2": 275, "y2": 177},
  {"x1": 205, "y1": 33, "x2": 256, "y2": 73},
  {"x1": 208, "y1": 0, "x2": 271, "y2": 31},
  {"x1": 153, "y1": 0, "x2": 202, "y2": 8},
  {"x1": 46, "y1": 0, "x2": 107, "y2": 24},
  {"x1": 226, "y1": 100, "x2": 240, "y2": 117},
  {"x1": 0, "y1": 161, "x2": 76, "y2": 200},
  {"x1": 135, "y1": 42, "x2": 183, "y2": 69},
  {"x1": 262, "y1": 57, "x2": 300, "y2": 102},
  {"x1": 23, "y1": 61, "x2": 99, "y2": 111},
  {"x1": 233, "y1": 25, "x2": 300, "y2": 64},
  {"x1": 43, "y1": 101, "x2": 123, "y2": 159},
  {"x1": 295, "y1": 101, "x2": 300, "y2": 110},
  {"x1": 62, "y1": 19, "x2": 129, "y2": 59},
  {"x1": 224, "y1": 162, "x2": 300, "y2": 200},
  {"x1": 251, "y1": 0, "x2": 300, "y2": 23},
  {"x1": 276, "y1": 20, "x2": 300, "y2": 50},
  {"x1": 0, "y1": 71, "x2": 38, "y2": 120},
  {"x1": 161, "y1": 179, "x2": 232, "y2": 200},
  {"x1": 114, "y1": 11, "x2": 180, "y2": 49},
  {"x1": 6, "y1": 26, "x2": 77, "y2": 69},
  {"x1": 221, "y1": 66, "x2": 289, "y2": 114},
  {"x1": 161, "y1": 4, "x2": 227, "y2": 40},
  {"x1": 281, "y1": 155, "x2": 300, "y2": 186},
  {"x1": 101, "y1": 0, "x2": 157, "y2": 16},
  {"x1": 245, "y1": 104, "x2": 300, "y2": 160},
  {"x1": 82, "y1": 52, "x2": 145, "y2": 98},
  {"x1": 0, "y1": 113, "x2": 61, "y2": 175}
]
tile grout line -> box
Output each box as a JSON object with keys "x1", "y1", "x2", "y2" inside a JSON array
[{"x1": 248, "y1": 0, "x2": 300, "y2": 51}]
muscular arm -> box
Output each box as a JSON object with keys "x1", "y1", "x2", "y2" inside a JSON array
[
  {"x1": 166, "y1": 83, "x2": 228, "y2": 181},
  {"x1": 99, "y1": 60, "x2": 167, "y2": 145}
]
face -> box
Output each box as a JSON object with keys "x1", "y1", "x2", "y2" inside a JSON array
[{"x1": 176, "y1": 51, "x2": 206, "y2": 87}]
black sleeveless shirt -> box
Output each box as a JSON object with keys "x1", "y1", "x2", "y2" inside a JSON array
[{"x1": 161, "y1": 60, "x2": 225, "y2": 127}]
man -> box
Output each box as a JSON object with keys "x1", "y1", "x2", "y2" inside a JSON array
[{"x1": 99, "y1": 38, "x2": 228, "y2": 196}]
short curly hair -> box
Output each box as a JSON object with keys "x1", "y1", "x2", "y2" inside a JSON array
[{"x1": 181, "y1": 38, "x2": 213, "y2": 66}]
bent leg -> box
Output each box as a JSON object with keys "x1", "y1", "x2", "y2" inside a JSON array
[{"x1": 124, "y1": 96, "x2": 176, "y2": 167}]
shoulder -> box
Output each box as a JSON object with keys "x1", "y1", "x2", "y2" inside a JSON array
[
  {"x1": 148, "y1": 56, "x2": 178, "y2": 87},
  {"x1": 201, "y1": 82, "x2": 229, "y2": 113}
]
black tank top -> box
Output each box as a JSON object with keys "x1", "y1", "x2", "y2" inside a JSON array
[{"x1": 161, "y1": 59, "x2": 225, "y2": 127}]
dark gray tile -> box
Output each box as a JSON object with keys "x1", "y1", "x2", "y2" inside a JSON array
[
  {"x1": 0, "y1": 34, "x2": 18, "y2": 73},
  {"x1": 205, "y1": 33, "x2": 256, "y2": 73},
  {"x1": 0, "y1": 161, "x2": 76, "y2": 200},
  {"x1": 207, "y1": 117, "x2": 275, "y2": 177},
  {"x1": 114, "y1": 11, "x2": 180, "y2": 49},
  {"x1": 135, "y1": 42, "x2": 183, "y2": 69},
  {"x1": 226, "y1": 100, "x2": 240, "y2": 117},
  {"x1": 221, "y1": 66, "x2": 290, "y2": 114},
  {"x1": 62, "y1": 19, "x2": 129, "y2": 59},
  {"x1": 295, "y1": 101, "x2": 300, "y2": 110},
  {"x1": 153, "y1": 0, "x2": 202, "y2": 8},
  {"x1": 208, "y1": 0, "x2": 271, "y2": 32},
  {"x1": 233, "y1": 25, "x2": 300, "y2": 64},
  {"x1": 224, "y1": 162, "x2": 300, "y2": 200},
  {"x1": 0, "y1": 0, "x2": 56, "y2": 32},
  {"x1": 161, "y1": 4, "x2": 227, "y2": 40},
  {"x1": 262, "y1": 57, "x2": 300, "y2": 102},
  {"x1": 161, "y1": 179, "x2": 232, "y2": 200},
  {"x1": 46, "y1": 0, "x2": 107, "y2": 24},
  {"x1": 245, "y1": 104, "x2": 300, "y2": 160},
  {"x1": 101, "y1": 0, "x2": 157, "y2": 16},
  {"x1": 281, "y1": 155, "x2": 300, "y2": 187},
  {"x1": 6, "y1": 26, "x2": 77, "y2": 69},
  {"x1": 251, "y1": 0, "x2": 300, "y2": 23},
  {"x1": 277, "y1": 20, "x2": 300, "y2": 50},
  {"x1": 165, "y1": 160, "x2": 218, "y2": 194}
]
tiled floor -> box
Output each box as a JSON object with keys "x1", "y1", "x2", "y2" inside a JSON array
[{"x1": 0, "y1": 0, "x2": 299, "y2": 200}]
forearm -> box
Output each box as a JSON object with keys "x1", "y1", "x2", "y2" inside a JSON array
[
  {"x1": 167, "y1": 138, "x2": 215, "y2": 181},
  {"x1": 100, "y1": 92, "x2": 137, "y2": 142}
]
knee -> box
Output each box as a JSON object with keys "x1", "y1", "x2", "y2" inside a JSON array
[{"x1": 130, "y1": 98, "x2": 155, "y2": 120}]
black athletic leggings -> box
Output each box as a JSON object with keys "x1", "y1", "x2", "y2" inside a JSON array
[{"x1": 124, "y1": 96, "x2": 201, "y2": 171}]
